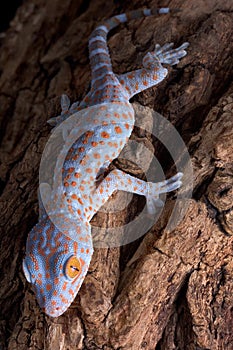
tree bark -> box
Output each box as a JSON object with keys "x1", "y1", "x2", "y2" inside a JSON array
[{"x1": 0, "y1": 0, "x2": 233, "y2": 349}]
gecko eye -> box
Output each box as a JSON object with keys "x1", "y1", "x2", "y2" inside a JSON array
[{"x1": 65, "y1": 256, "x2": 81, "y2": 279}]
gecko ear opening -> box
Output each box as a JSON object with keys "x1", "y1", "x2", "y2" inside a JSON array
[{"x1": 22, "y1": 259, "x2": 32, "y2": 283}]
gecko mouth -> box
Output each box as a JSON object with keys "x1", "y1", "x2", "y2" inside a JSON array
[{"x1": 42, "y1": 299, "x2": 73, "y2": 317}]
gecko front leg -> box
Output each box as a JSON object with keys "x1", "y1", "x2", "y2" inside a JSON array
[{"x1": 87, "y1": 169, "x2": 183, "y2": 220}]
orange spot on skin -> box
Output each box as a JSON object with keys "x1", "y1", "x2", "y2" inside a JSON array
[
  {"x1": 71, "y1": 194, "x2": 78, "y2": 200},
  {"x1": 86, "y1": 131, "x2": 94, "y2": 138},
  {"x1": 79, "y1": 186, "x2": 85, "y2": 191},
  {"x1": 78, "y1": 147, "x2": 85, "y2": 152},
  {"x1": 93, "y1": 153, "x2": 100, "y2": 159},
  {"x1": 76, "y1": 226, "x2": 81, "y2": 234},
  {"x1": 68, "y1": 167, "x2": 75, "y2": 173},
  {"x1": 75, "y1": 172, "x2": 81, "y2": 178},
  {"x1": 135, "y1": 82, "x2": 139, "y2": 90},
  {"x1": 86, "y1": 168, "x2": 92, "y2": 173},
  {"x1": 51, "y1": 300, "x2": 56, "y2": 306},
  {"x1": 78, "y1": 198, "x2": 84, "y2": 205},
  {"x1": 71, "y1": 181, "x2": 77, "y2": 187},
  {"x1": 141, "y1": 70, "x2": 146, "y2": 77},
  {"x1": 73, "y1": 242, "x2": 78, "y2": 254},
  {"x1": 53, "y1": 290, "x2": 58, "y2": 296},
  {"x1": 64, "y1": 182, "x2": 69, "y2": 187},
  {"x1": 115, "y1": 126, "x2": 122, "y2": 134},
  {"x1": 101, "y1": 131, "x2": 110, "y2": 138},
  {"x1": 81, "y1": 248, "x2": 84, "y2": 253},
  {"x1": 125, "y1": 123, "x2": 129, "y2": 129},
  {"x1": 143, "y1": 81, "x2": 148, "y2": 86},
  {"x1": 68, "y1": 205, "x2": 74, "y2": 214},
  {"x1": 99, "y1": 188, "x2": 103, "y2": 194},
  {"x1": 77, "y1": 209, "x2": 81, "y2": 215},
  {"x1": 64, "y1": 243, "x2": 68, "y2": 251},
  {"x1": 46, "y1": 284, "x2": 52, "y2": 291},
  {"x1": 153, "y1": 74, "x2": 158, "y2": 80},
  {"x1": 86, "y1": 248, "x2": 90, "y2": 254}
]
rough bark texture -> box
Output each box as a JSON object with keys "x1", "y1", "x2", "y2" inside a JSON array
[{"x1": 0, "y1": 0, "x2": 233, "y2": 349}]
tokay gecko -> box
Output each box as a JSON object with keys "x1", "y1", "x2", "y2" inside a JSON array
[{"x1": 23, "y1": 8, "x2": 189, "y2": 317}]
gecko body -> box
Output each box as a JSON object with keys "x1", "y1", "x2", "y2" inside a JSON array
[{"x1": 23, "y1": 8, "x2": 189, "y2": 317}]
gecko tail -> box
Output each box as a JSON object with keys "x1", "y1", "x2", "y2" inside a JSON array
[{"x1": 89, "y1": 7, "x2": 182, "y2": 82}]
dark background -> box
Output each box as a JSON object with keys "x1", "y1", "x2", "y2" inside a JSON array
[{"x1": 0, "y1": 1, "x2": 23, "y2": 32}]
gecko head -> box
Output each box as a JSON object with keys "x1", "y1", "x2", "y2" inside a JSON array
[{"x1": 22, "y1": 218, "x2": 93, "y2": 317}]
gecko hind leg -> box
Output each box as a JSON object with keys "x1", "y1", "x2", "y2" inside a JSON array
[{"x1": 118, "y1": 42, "x2": 189, "y2": 98}]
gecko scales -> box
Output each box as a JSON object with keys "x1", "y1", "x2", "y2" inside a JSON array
[{"x1": 23, "y1": 8, "x2": 189, "y2": 317}]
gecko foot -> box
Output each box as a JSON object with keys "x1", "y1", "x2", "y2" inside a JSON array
[
  {"x1": 143, "y1": 42, "x2": 189, "y2": 69},
  {"x1": 47, "y1": 94, "x2": 80, "y2": 127},
  {"x1": 154, "y1": 42, "x2": 189, "y2": 66},
  {"x1": 146, "y1": 172, "x2": 183, "y2": 214}
]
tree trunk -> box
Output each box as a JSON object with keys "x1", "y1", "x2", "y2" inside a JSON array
[{"x1": 0, "y1": 0, "x2": 233, "y2": 349}]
